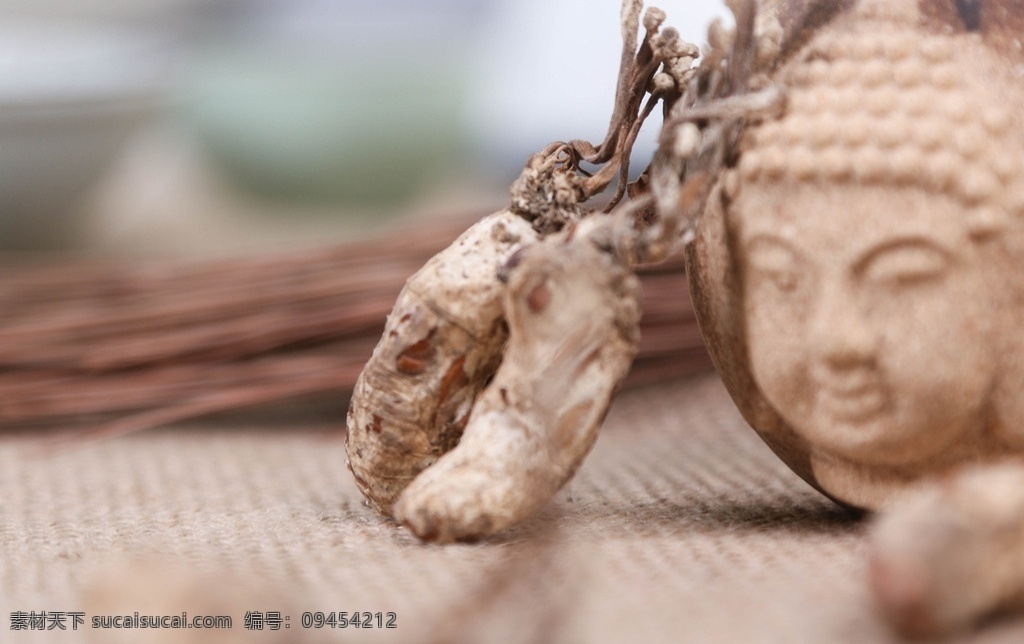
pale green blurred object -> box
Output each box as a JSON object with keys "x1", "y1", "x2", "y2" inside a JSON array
[{"x1": 184, "y1": 2, "x2": 477, "y2": 208}]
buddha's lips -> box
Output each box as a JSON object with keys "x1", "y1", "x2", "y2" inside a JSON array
[
  {"x1": 812, "y1": 369, "x2": 889, "y2": 423},
  {"x1": 819, "y1": 387, "x2": 888, "y2": 423}
]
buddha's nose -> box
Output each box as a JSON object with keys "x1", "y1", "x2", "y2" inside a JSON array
[{"x1": 809, "y1": 282, "x2": 876, "y2": 369}]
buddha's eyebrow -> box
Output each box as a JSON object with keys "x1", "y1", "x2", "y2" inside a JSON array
[{"x1": 742, "y1": 233, "x2": 800, "y2": 253}]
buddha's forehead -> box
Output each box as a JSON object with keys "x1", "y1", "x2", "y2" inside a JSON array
[{"x1": 734, "y1": 181, "x2": 966, "y2": 257}]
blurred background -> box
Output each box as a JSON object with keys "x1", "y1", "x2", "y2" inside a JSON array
[{"x1": 0, "y1": 0, "x2": 727, "y2": 257}]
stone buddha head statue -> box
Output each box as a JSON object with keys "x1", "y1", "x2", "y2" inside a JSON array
[{"x1": 685, "y1": 0, "x2": 1024, "y2": 508}]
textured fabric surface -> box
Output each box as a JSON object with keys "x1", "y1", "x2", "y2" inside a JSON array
[{"x1": 3, "y1": 374, "x2": 1023, "y2": 643}]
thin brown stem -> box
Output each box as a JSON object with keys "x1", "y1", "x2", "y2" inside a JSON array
[
  {"x1": 603, "y1": 90, "x2": 663, "y2": 211},
  {"x1": 593, "y1": 0, "x2": 645, "y2": 164}
]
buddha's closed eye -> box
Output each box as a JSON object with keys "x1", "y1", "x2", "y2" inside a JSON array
[
  {"x1": 744, "y1": 237, "x2": 803, "y2": 293},
  {"x1": 858, "y1": 239, "x2": 952, "y2": 288}
]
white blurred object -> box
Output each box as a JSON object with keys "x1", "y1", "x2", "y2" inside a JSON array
[
  {"x1": 467, "y1": 0, "x2": 727, "y2": 179},
  {"x1": 0, "y1": 21, "x2": 172, "y2": 251}
]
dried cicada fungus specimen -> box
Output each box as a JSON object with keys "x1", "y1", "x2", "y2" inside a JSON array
[{"x1": 347, "y1": 0, "x2": 702, "y2": 541}]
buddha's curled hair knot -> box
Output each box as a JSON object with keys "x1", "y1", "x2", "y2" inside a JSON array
[{"x1": 734, "y1": 0, "x2": 1024, "y2": 230}]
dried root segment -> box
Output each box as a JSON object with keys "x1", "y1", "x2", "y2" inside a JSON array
[
  {"x1": 868, "y1": 464, "x2": 1024, "y2": 638},
  {"x1": 394, "y1": 236, "x2": 641, "y2": 542},
  {"x1": 346, "y1": 211, "x2": 539, "y2": 514}
]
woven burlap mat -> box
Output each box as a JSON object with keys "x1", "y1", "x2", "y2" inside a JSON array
[{"x1": 3, "y1": 374, "x2": 1023, "y2": 643}]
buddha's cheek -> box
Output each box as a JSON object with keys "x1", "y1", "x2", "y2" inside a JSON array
[
  {"x1": 870, "y1": 276, "x2": 997, "y2": 452},
  {"x1": 744, "y1": 289, "x2": 817, "y2": 430}
]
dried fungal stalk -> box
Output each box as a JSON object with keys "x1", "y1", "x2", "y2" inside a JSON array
[{"x1": 394, "y1": 231, "x2": 641, "y2": 542}]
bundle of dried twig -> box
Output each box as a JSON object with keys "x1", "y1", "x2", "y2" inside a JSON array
[{"x1": 0, "y1": 214, "x2": 709, "y2": 435}]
